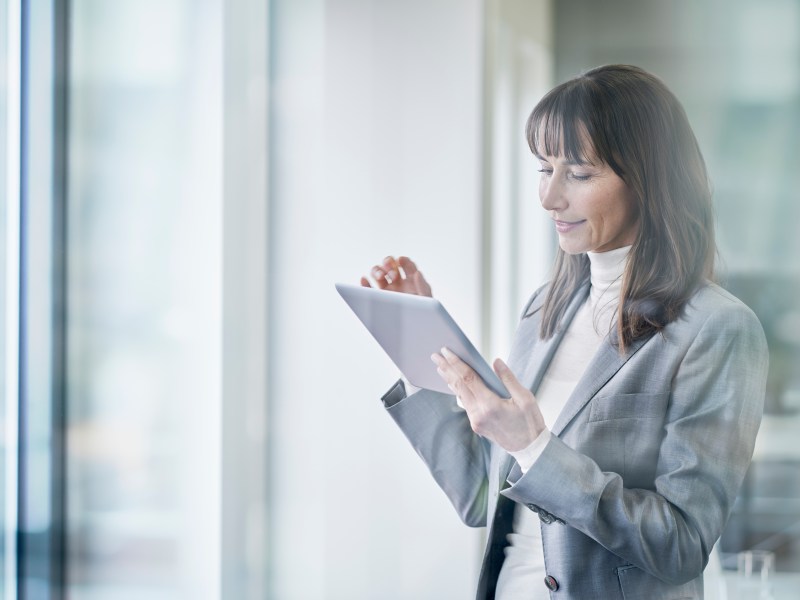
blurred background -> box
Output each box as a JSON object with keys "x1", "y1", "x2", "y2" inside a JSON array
[{"x1": 1, "y1": 0, "x2": 798, "y2": 599}]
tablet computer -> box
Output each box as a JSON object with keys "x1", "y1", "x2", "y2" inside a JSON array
[{"x1": 336, "y1": 283, "x2": 509, "y2": 398}]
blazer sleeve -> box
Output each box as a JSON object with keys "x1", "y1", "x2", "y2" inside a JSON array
[
  {"x1": 382, "y1": 380, "x2": 491, "y2": 528},
  {"x1": 379, "y1": 285, "x2": 550, "y2": 528},
  {"x1": 501, "y1": 298, "x2": 769, "y2": 585}
]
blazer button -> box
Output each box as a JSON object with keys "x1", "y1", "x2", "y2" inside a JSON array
[
  {"x1": 539, "y1": 511, "x2": 555, "y2": 524},
  {"x1": 544, "y1": 575, "x2": 559, "y2": 591}
]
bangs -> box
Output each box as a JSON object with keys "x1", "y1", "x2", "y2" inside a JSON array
[{"x1": 526, "y1": 80, "x2": 599, "y2": 166}]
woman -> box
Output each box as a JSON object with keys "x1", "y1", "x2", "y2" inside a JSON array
[{"x1": 361, "y1": 65, "x2": 768, "y2": 599}]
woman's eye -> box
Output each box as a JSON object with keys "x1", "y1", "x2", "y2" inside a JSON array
[
  {"x1": 570, "y1": 173, "x2": 592, "y2": 181},
  {"x1": 537, "y1": 168, "x2": 553, "y2": 176}
]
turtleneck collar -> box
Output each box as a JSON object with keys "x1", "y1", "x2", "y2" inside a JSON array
[{"x1": 586, "y1": 245, "x2": 630, "y2": 311}]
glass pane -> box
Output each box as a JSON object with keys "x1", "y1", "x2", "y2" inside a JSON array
[{"x1": 66, "y1": 1, "x2": 222, "y2": 598}]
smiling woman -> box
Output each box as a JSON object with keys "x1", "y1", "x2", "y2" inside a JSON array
[
  {"x1": 528, "y1": 65, "x2": 715, "y2": 351},
  {"x1": 534, "y1": 152, "x2": 638, "y2": 255},
  {"x1": 362, "y1": 64, "x2": 768, "y2": 600}
]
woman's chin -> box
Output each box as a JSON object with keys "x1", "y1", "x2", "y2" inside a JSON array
[{"x1": 557, "y1": 237, "x2": 589, "y2": 256}]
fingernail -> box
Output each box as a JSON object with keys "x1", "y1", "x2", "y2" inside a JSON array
[
  {"x1": 387, "y1": 269, "x2": 398, "y2": 281},
  {"x1": 441, "y1": 347, "x2": 452, "y2": 357},
  {"x1": 431, "y1": 354, "x2": 441, "y2": 365}
]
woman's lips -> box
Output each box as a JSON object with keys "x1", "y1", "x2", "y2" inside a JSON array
[{"x1": 553, "y1": 219, "x2": 586, "y2": 233}]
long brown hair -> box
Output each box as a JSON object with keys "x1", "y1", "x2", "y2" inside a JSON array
[{"x1": 527, "y1": 65, "x2": 715, "y2": 350}]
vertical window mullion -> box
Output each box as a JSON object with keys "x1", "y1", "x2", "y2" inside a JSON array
[{"x1": 17, "y1": 0, "x2": 68, "y2": 597}]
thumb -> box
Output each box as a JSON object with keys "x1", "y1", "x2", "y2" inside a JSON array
[{"x1": 493, "y1": 358, "x2": 527, "y2": 399}]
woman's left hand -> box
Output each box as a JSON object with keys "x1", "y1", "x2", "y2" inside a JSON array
[{"x1": 431, "y1": 348, "x2": 546, "y2": 452}]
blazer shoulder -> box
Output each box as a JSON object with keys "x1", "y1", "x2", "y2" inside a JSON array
[{"x1": 683, "y1": 281, "x2": 766, "y2": 337}]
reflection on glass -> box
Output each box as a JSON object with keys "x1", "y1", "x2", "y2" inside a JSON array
[{"x1": 737, "y1": 550, "x2": 775, "y2": 600}]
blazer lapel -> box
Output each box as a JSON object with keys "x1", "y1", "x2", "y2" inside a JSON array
[
  {"x1": 508, "y1": 282, "x2": 590, "y2": 392},
  {"x1": 499, "y1": 282, "x2": 590, "y2": 482},
  {"x1": 551, "y1": 330, "x2": 653, "y2": 436}
]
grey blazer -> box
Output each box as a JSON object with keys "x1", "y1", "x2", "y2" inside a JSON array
[{"x1": 382, "y1": 281, "x2": 768, "y2": 599}]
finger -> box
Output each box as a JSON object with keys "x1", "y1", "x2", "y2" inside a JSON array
[
  {"x1": 397, "y1": 256, "x2": 417, "y2": 279},
  {"x1": 431, "y1": 353, "x2": 454, "y2": 390},
  {"x1": 371, "y1": 266, "x2": 389, "y2": 289},
  {"x1": 360, "y1": 276, "x2": 371, "y2": 288},
  {"x1": 492, "y1": 358, "x2": 527, "y2": 400},
  {"x1": 398, "y1": 257, "x2": 429, "y2": 294},
  {"x1": 431, "y1": 353, "x2": 476, "y2": 404},
  {"x1": 440, "y1": 347, "x2": 486, "y2": 396},
  {"x1": 431, "y1": 353, "x2": 453, "y2": 385},
  {"x1": 382, "y1": 256, "x2": 400, "y2": 283},
  {"x1": 494, "y1": 358, "x2": 545, "y2": 436}
]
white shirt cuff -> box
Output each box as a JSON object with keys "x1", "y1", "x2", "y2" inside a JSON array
[
  {"x1": 401, "y1": 376, "x2": 421, "y2": 396},
  {"x1": 509, "y1": 429, "x2": 552, "y2": 474}
]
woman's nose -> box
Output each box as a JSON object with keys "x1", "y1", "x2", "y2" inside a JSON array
[{"x1": 539, "y1": 176, "x2": 566, "y2": 211}]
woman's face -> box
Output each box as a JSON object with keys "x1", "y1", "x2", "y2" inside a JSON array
[{"x1": 536, "y1": 145, "x2": 639, "y2": 255}]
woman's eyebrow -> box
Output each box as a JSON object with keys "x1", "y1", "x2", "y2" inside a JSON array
[
  {"x1": 567, "y1": 154, "x2": 598, "y2": 166},
  {"x1": 534, "y1": 153, "x2": 593, "y2": 166}
]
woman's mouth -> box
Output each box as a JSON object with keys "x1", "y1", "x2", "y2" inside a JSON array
[{"x1": 553, "y1": 219, "x2": 586, "y2": 233}]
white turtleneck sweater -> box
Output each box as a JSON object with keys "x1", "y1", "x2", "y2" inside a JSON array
[{"x1": 495, "y1": 245, "x2": 630, "y2": 600}]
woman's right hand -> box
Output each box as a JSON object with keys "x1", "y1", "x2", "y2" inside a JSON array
[{"x1": 360, "y1": 255, "x2": 433, "y2": 297}]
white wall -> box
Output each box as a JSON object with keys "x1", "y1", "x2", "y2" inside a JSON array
[{"x1": 268, "y1": 1, "x2": 484, "y2": 598}]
